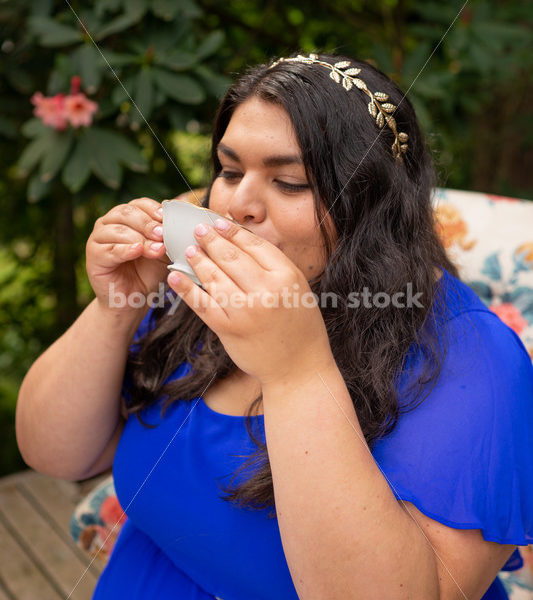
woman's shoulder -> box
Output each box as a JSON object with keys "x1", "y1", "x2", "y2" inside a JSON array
[
  {"x1": 392, "y1": 267, "x2": 533, "y2": 437},
  {"x1": 373, "y1": 270, "x2": 533, "y2": 545}
]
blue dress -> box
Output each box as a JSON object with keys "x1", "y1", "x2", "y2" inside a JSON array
[{"x1": 92, "y1": 269, "x2": 533, "y2": 600}]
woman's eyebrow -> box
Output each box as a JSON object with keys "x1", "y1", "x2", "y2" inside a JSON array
[{"x1": 217, "y1": 143, "x2": 303, "y2": 167}]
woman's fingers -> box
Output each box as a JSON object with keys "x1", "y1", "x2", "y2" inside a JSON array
[
  {"x1": 87, "y1": 241, "x2": 144, "y2": 270},
  {"x1": 168, "y1": 271, "x2": 229, "y2": 331},
  {"x1": 99, "y1": 199, "x2": 163, "y2": 243},
  {"x1": 189, "y1": 223, "x2": 266, "y2": 293},
  {"x1": 92, "y1": 223, "x2": 164, "y2": 253},
  {"x1": 184, "y1": 244, "x2": 243, "y2": 300},
  {"x1": 188, "y1": 219, "x2": 296, "y2": 295},
  {"x1": 211, "y1": 218, "x2": 289, "y2": 271},
  {"x1": 128, "y1": 197, "x2": 163, "y2": 222}
]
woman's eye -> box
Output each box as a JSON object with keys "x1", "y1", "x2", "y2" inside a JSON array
[
  {"x1": 218, "y1": 170, "x2": 241, "y2": 181},
  {"x1": 276, "y1": 181, "x2": 310, "y2": 193},
  {"x1": 218, "y1": 170, "x2": 309, "y2": 193}
]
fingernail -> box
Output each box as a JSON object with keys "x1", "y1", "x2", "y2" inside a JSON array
[
  {"x1": 151, "y1": 242, "x2": 163, "y2": 251},
  {"x1": 156, "y1": 207, "x2": 163, "y2": 216},
  {"x1": 194, "y1": 223, "x2": 209, "y2": 237},
  {"x1": 153, "y1": 225, "x2": 163, "y2": 237},
  {"x1": 169, "y1": 272, "x2": 181, "y2": 285},
  {"x1": 185, "y1": 245, "x2": 197, "y2": 258},
  {"x1": 214, "y1": 218, "x2": 230, "y2": 231}
]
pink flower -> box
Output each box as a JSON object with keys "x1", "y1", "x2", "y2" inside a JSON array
[
  {"x1": 30, "y1": 77, "x2": 99, "y2": 130},
  {"x1": 31, "y1": 92, "x2": 67, "y2": 130},
  {"x1": 70, "y1": 75, "x2": 81, "y2": 95},
  {"x1": 64, "y1": 93, "x2": 98, "y2": 128},
  {"x1": 489, "y1": 303, "x2": 528, "y2": 335}
]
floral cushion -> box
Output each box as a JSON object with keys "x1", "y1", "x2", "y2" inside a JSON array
[
  {"x1": 432, "y1": 188, "x2": 533, "y2": 361},
  {"x1": 70, "y1": 475, "x2": 126, "y2": 563},
  {"x1": 72, "y1": 188, "x2": 533, "y2": 596}
]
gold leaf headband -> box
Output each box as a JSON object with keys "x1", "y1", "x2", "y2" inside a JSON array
[{"x1": 269, "y1": 53, "x2": 408, "y2": 162}]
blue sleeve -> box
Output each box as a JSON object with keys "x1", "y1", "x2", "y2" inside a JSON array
[{"x1": 372, "y1": 309, "x2": 533, "y2": 546}]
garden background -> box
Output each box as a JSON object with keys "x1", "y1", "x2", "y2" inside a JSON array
[{"x1": 1, "y1": 0, "x2": 532, "y2": 476}]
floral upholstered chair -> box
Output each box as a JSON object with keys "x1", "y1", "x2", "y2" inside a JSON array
[
  {"x1": 71, "y1": 188, "x2": 533, "y2": 597},
  {"x1": 433, "y1": 188, "x2": 533, "y2": 360}
]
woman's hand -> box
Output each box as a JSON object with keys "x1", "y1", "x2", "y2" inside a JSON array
[
  {"x1": 86, "y1": 197, "x2": 169, "y2": 312},
  {"x1": 166, "y1": 218, "x2": 335, "y2": 386}
]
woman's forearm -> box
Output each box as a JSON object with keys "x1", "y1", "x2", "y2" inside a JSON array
[
  {"x1": 262, "y1": 362, "x2": 440, "y2": 600},
  {"x1": 16, "y1": 299, "x2": 147, "y2": 480}
]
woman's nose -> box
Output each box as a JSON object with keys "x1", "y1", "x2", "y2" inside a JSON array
[{"x1": 226, "y1": 176, "x2": 266, "y2": 225}]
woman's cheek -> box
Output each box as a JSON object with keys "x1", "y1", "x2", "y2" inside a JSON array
[{"x1": 207, "y1": 180, "x2": 226, "y2": 213}]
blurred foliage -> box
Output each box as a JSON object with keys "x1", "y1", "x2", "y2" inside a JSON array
[
  {"x1": 0, "y1": 0, "x2": 229, "y2": 476},
  {"x1": 0, "y1": 0, "x2": 532, "y2": 475}
]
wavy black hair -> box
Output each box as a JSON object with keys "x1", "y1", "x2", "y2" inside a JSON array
[{"x1": 125, "y1": 52, "x2": 459, "y2": 517}]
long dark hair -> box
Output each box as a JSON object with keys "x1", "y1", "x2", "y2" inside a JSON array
[{"x1": 125, "y1": 52, "x2": 459, "y2": 517}]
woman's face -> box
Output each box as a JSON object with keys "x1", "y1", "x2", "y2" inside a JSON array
[{"x1": 208, "y1": 97, "x2": 330, "y2": 281}]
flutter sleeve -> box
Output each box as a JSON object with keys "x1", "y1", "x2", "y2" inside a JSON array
[{"x1": 372, "y1": 308, "x2": 533, "y2": 546}]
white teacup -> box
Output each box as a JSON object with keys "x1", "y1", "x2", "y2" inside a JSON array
[{"x1": 162, "y1": 199, "x2": 226, "y2": 285}]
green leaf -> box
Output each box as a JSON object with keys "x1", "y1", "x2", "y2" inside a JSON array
[
  {"x1": 153, "y1": 68, "x2": 205, "y2": 105},
  {"x1": 74, "y1": 44, "x2": 102, "y2": 94},
  {"x1": 156, "y1": 49, "x2": 197, "y2": 72},
  {"x1": 176, "y1": 0, "x2": 202, "y2": 19},
  {"x1": 29, "y1": 0, "x2": 54, "y2": 17},
  {"x1": 195, "y1": 30, "x2": 224, "y2": 60},
  {"x1": 468, "y1": 40, "x2": 492, "y2": 76},
  {"x1": 16, "y1": 133, "x2": 54, "y2": 177},
  {"x1": 152, "y1": 0, "x2": 180, "y2": 21},
  {"x1": 109, "y1": 134, "x2": 148, "y2": 173},
  {"x1": 94, "y1": 0, "x2": 123, "y2": 18},
  {"x1": 103, "y1": 51, "x2": 138, "y2": 68},
  {"x1": 194, "y1": 65, "x2": 231, "y2": 98},
  {"x1": 47, "y1": 54, "x2": 74, "y2": 95},
  {"x1": 413, "y1": 72, "x2": 454, "y2": 100},
  {"x1": 62, "y1": 133, "x2": 91, "y2": 192},
  {"x1": 127, "y1": 0, "x2": 148, "y2": 15},
  {"x1": 27, "y1": 173, "x2": 51, "y2": 203},
  {"x1": 402, "y1": 42, "x2": 431, "y2": 80},
  {"x1": 131, "y1": 68, "x2": 153, "y2": 125},
  {"x1": 84, "y1": 127, "x2": 148, "y2": 189},
  {"x1": 28, "y1": 16, "x2": 82, "y2": 47},
  {"x1": 85, "y1": 129, "x2": 122, "y2": 189},
  {"x1": 94, "y1": 13, "x2": 140, "y2": 40},
  {"x1": 153, "y1": 89, "x2": 166, "y2": 109},
  {"x1": 371, "y1": 42, "x2": 393, "y2": 74},
  {"x1": 21, "y1": 119, "x2": 48, "y2": 139},
  {"x1": 474, "y1": 21, "x2": 530, "y2": 44},
  {"x1": 409, "y1": 96, "x2": 432, "y2": 134},
  {"x1": 111, "y1": 76, "x2": 135, "y2": 106},
  {"x1": 94, "y1": 0, "x2": 148, "y2": 40},
  {"x1": 39, "y1": 129, "x2": 74, "y2": 183}
]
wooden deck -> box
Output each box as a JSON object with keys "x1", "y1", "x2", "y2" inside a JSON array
[
  {"x1": 1, "y1": 470, "x2": 532, "y2": 600},
  {"x1": 0, "y1": 470, "x2": 108, "y2": 600}
]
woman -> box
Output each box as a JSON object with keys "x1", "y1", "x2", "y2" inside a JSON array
[{"x1": 16, "y1": 53, "x2": 533, "y2": 600}]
